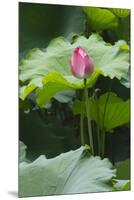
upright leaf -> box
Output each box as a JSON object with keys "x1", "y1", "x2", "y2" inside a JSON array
[{"x1": 73, "y1": 92, "x2": 130, "y2": 131}]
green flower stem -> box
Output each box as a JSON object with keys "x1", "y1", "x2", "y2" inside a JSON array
[
  {"x1": 100, "y1": 92, "x2": 111, "y2": 158},
  {"x1": 99, "y1": 129, "x2": 106, "y2": 159},
  {"x1": 84, "y1": 79, "x2": 94, "y2": 155},
  {"x1": 93, "y1": 89, "x2": 101, "y2": 156},
  {"x1": 97, "y1": 120, "x2": 101, "y2": 156},
  {"x1": 80, "y1": 108, "x2": 84, "y2": 146},
  {"x1": 97, "y1": 121, "x2": 101, "y2": 157},
  {"x1": 100, "y1": 130, "x2": 105, "y2": 159}
]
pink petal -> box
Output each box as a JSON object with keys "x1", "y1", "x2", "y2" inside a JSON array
[
  {"x1": 84, "y1": 55, "x2": 94, "y2": 76},
  {"x1": 71, "y1": 47, "x2": 86, "y2": 78},
  {"x1": 70, "y1": 46, "x2": 94, "y2": 79}
]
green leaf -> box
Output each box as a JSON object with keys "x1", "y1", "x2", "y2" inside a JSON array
[
  {"x1": 20, "y1": 34, "x2": 129, "y2": 107},
  {"x1": 20, "y1": 84, "x2": 36, "y2": 100},
  {"x1": 19, "y1": 145, "x2": 115, "y2": 197},
  {"x1": 73, "y1": 92, "x2": 130, "y2": 131},
  {"x1": 109, "y1": 9, "x2": 130, "y2": 18},
  {"x1": 19, "y1": 141, "x2": 27, "y2": 162},
  {"x1": 54, "y1": 90, "x2": 76, "y2": 103},
  {"x1": 83, "y1": 7, "x2": 119, "y2": 31},
  {"x1": 120, "y1": 72, "x2": 130, "y2": 88},
  {"x1": 112, "y1": 179, "x2": 130, "y2": 191},
  {"x1": 115, "y1": 159, "x2": 130, "y2": 180},
  {"x1": 97, "y1": 92, "x2": 130, "y2": 130}
]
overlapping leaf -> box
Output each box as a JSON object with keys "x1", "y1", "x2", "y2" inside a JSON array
[
  {"x1": 19, "y1": 145, "x2": 115, "y2": 197},
  {"x1": 73, "y1": 92, "x2": 130, "y2": 131},
  {"x1": 20, "y1": 34, "x2": 129, "y2": 107}
]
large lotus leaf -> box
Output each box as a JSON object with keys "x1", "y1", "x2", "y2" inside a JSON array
[
  {"x1": 83, "y1": 7, "x2": 119, "y2": 31},
  {"x1": 73, "y1": 92, "x2": 130, "y2": 131},
  {"x1": 19, "y1": 145, "x2": 115, "y2": 197},
  {"x1": 19, "y1": 34, "x2": 129, "y2": 107}
]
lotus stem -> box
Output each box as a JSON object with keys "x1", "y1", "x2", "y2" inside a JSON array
[{"x1": 84, "y1": 79, "x2": 94, "y2": 155}]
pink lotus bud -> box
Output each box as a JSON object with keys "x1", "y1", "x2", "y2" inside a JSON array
[{"x1": 71, "y1": 46, "x2": 94, "y2": 79}]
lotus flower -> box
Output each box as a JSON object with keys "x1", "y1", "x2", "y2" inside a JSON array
[{"x1": 71, "y1": 46, "x2": 94, "y2": 79}]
